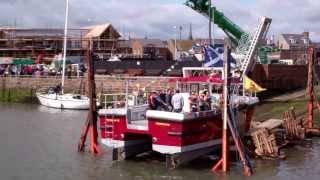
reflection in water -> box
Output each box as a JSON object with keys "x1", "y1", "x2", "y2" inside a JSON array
[{"x1": 0, "y1": 102, "x2": 320, "y2": 180}]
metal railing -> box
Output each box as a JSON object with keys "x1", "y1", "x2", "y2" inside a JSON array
[{"x1": 98, "y1": 93, "x2": 127, "y2": 109}]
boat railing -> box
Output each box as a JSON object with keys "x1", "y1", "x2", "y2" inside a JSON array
[{"x1": 98, "y1": 93, "x2": 127, "y2": 109}]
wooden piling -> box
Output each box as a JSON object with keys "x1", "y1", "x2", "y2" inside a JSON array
[
  {"x1": 212, "y1": 39, "x2": 230, "y2": 173},
  {"x1": 307, "y1": 48, "x2": 315, "y2": 129},
  {"x1": 78, "y1": 45, "x2": 101, "y2": 154},
  {"x1": 212, "y1": 39, "x2": 253, "y2": 176}
]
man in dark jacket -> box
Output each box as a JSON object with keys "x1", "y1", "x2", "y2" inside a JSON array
[{"x1": 165, "y1": 88, "x2": 173, "y2": 111}]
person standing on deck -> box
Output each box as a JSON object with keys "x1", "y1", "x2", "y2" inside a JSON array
[
  {"x1": 190, "y1": 91, "x2": 199, "y2": 112},
  {"x1": 203, "y1": 90, "x2": 212, "y2": 110},
  {"x1": 199, "y1": 90, "x2": 206, "y2": 111},
  {"x1": 55, "y1": 83, "x2": 62, "y2": 95},
  {"x1": 148, "y1": 91, "x2": 168, "y2": 111},
  {"x1": 159, "y1": 90, "x2": 166, "y2": 102},
  {"x1": 171, "y1": 89, "x2": 184, "y2": 113},
  {"x1": 165, "y1": 88, "x2": 174, "y2": 111},
  {"x1": 148, "y1": 91, "x2": 158, "y2": 110},
  {"x1": 155, "y1": 90, "x2": 169, "y2": 111}
]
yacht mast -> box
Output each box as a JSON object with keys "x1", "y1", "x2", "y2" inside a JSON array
[{"x1": 61, "y1": 0, "x2": 69, "y2": 94}]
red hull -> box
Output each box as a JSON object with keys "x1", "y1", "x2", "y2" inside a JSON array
[
  {"x1": 99, "y1": 106, "x2": 254, "y2": 155},
  {"x1": 148, "y1": 115, "x2": 222, "y2": 147}
]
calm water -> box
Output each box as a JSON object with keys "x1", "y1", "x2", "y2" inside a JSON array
[{"x1": 1, "y1": 103, "x2": 320, "y2": 180}]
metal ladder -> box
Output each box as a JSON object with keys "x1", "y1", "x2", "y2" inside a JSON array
[
  {"x1": 238, "y1": 17, "x2": 272, "y2": 75},
  {"x1": 102, "y1": 113, "x2": 119, "y2": 148}
]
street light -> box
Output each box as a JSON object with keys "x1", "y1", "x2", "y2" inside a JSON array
[{"x1": 173, "y1": 26, "x2": 177, "y2": 60}]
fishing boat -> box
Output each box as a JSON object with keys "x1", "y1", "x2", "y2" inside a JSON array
[
  {"x1": 97, "y1": 66, "x2": 258, "y2": 168},
  {"x1": 36, "y1": 0, "x2": 89, "y2": 110},
  {"x1": 96, "y1": 7, "x2": 271, "y2": 166}
]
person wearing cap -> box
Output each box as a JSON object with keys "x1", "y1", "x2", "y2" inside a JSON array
[{"x1": 171, "y1": 89, "x2": 184, "y2": 113}]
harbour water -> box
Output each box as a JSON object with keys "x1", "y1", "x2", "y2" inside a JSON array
[{"x1": 1, "y1": 102, "x2": 320, "y2": 180}]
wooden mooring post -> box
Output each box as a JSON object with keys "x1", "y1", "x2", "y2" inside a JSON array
[
  {"x1": 212, "y1": 40, "x2": 252, "y2": 176},
  {"x1": 212, "y1": 41, "x2": 230, "y2": 173},
  {"x1": 305, "y1": 47, "x2": 320, "y2": 136},
  {"x1": 77, "y1": 47, "x2": 101, "y2": 154},
  {"x1": 307, "y1": 47, "x2": 315, "y2": 129}
]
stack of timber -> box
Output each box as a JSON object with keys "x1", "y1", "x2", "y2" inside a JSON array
[
  {"x1": 250, "y1": 118, "x2": 285, "y2": 158},
  {"x1": 282, "y1": 108, "x2": 306, "y2": 140},
  {"x1": 249, "y1": 104, "x2": 320, "y2": 159},
  {"x1": 251, "y1": 128, "x2": 279, "y2": 158}
]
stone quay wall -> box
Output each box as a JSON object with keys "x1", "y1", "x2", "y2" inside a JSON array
[{"x1": 0, "y1": 75, "x2": 177, "y2": 95}]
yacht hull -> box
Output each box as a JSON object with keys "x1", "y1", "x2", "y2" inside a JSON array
[{"x1": 36, "y1": 93, "x2": 90, "y2": 110}]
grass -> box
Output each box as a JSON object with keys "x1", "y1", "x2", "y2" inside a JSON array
[
  {"x1": 0, "y1": 88, "x2": 38, "y2": 103},
  {"x1": 254, "y1": 95, "x2": 320, "y2": 123}
]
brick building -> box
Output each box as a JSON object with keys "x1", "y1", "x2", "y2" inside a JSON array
[
  {"x1": 278, "y1": 32, "x2": 311, "y2": 64},
  {"x1": 313, "y1": 42, "x2": 320, "y2": 65},
  {"x1": 167, "y1": 39, "x2": 194, "y2": 60},
  {"x1": 131, "y1": 38, "x2": 168, "y2": 59},
  {"x1": 167, "y1": 39, "x2": 224, "y2": 61},
  {"x1": 116, "y1": 39, "x2": 134, "y2": 57}
]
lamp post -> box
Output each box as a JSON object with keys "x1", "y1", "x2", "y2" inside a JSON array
[
  {"x1": 209, "y1": 0, "x2": 214, "y2": 45},
  {"x1": 173, "y1": 26, "x2": 177, "y2": 60}
]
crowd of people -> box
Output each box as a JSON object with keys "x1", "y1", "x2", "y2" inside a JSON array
[
  {"x1": 0, "y1": 64, "x2": 52, "y2": 76},
  {"x1": 0, "y1": 64, "x2": 86, "y2": 78},
  {"x1": 148, "y1": 89, "x2": 174, "y2": 111},
  {"x1": 147, "y1": 88, "x2": 212, "y2": 113}
]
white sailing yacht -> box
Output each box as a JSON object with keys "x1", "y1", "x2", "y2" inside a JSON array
[{"x1": 36, "y1": 0, "x2": 90, "y2": 110}]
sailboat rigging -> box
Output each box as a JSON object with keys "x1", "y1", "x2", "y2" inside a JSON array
[{"x1": 36, "y1": 0, "x2": 90, "y2": 110}]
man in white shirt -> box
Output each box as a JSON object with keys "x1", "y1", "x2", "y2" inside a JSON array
[{"x1": 171, "y1": 89, "x2": 184, "y2": 113}]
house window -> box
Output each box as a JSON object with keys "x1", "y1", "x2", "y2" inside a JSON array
[
  {"x1": 303, "y1": 38, "x2": 309, "y2": 44},
  {"x1": 289, "y1": 38, "x2": 296, "y2": 44}
]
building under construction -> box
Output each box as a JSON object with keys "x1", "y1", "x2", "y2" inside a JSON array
[{"x1": 0, "y1": 23, "x2": 120, "y2": 63}]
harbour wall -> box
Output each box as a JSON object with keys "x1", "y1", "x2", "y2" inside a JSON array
[
  {"x1": 0, "y1": 64, "x2": 318, "y2": 102},
  {"x1": 252, "y1": 64, "x2": 319, "y2": 91},
  {"x1": 0, "y1": 76, "x2": 176, "y2": 95}
]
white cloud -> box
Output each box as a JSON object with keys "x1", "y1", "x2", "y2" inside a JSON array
[{"x1": 0, "y1": 0, "x2": 319, "y2": 40}]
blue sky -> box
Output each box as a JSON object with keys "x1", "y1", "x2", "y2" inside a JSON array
[{"x1": 240, "y1": 0, "x2": 256, "y2": 5}]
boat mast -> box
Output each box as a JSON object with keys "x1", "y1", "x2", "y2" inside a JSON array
[{"x1": 61, "y1": 0, "x2": 69, "y2": 94}]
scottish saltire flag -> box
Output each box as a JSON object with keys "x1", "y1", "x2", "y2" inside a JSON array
[{"x1": 203, "y1": 45, "x2": 236, "y2": 68}]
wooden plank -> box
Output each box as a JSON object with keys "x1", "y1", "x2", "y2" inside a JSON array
[{"x1": 253, "y1": 119, "x2": 283, "y2": 130}]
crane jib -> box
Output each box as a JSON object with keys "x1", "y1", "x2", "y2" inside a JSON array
[{"x1": 185, "y1": 0, "x2": 246, "y2": 42}]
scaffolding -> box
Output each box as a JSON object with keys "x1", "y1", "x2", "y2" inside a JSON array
[{"x1": 0, "y1": 27, "x2": 119, "y2": 60}]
